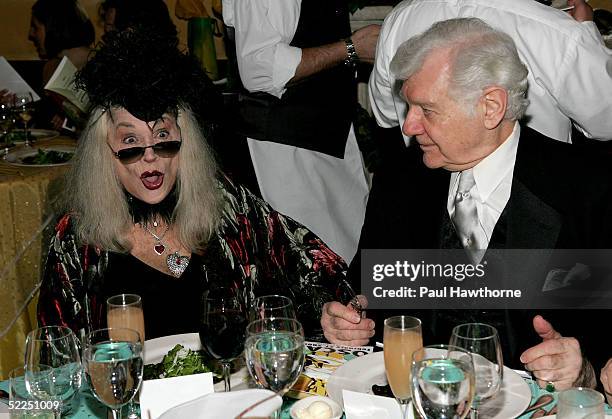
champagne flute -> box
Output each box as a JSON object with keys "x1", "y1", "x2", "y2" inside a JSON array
[
  {"x1": 107, "y1": 294, "x2": 145, "y2": 343},
  {"x1": 250, "y1": 295, "x2": 296, "y2": 321},
  {"x1": 384, "y1": 315, "x2": 423, "y2": 419},
  {"x1": 13, "y1": 92, "x2": 34, "y2": 147},
  {"x1": 245, "y1": 317, "x2": 305, "y2": 419},
  {"x1": 83, "y1": 328, "x2": 143, "y2": 419},
  {"x1": 412, "y1": 344, "x2": 475, "y2": 419},
  {"x1": 107, "y1": 294, "x2": 144, "y2": 419},
  {"x1": 449, "y1": 323, "x2": 503, "y2": 419},
  {"x1": 24, "y1": 326, "x2": 83, "y2": 417},
  {"x1": 199, "y1": 287, "x2": 248, "y2": 392}
]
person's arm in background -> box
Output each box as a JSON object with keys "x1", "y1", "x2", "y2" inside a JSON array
[
  {"x1": 225, "y1": 0, "x2": 379, "y2": 98},
  {"x1": 601, "y1": 359, "x2": 612, "y2": 404},
  {"x1": 556, "y1": 0, "x2": 612, "y2": 140}
]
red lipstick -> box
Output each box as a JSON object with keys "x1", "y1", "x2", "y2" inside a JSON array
[{"x1": 140, "y1": 170, "x2": 164, "y2": 190}]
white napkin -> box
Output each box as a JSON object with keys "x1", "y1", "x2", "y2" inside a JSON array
[
  {"x1": 342, "y1": 389, "x2": 409, "y2": 419},
  {"x1": 157, "y1": 389, "x2": 282, "y2": 419},
  {"x1": 140, "y1": 372, "x2": 214, "y2": 418}
]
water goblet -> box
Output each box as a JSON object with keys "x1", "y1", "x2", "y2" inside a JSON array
[
  {"x1": 82, "y1": 328, "x2": 143, "y2": 419},
  {"x1": 245, "y1": 317, "x2": 305, "y2": 419},
  {"x1": 24, "y1": 326, "x2": 82, "y2": 417},
  {"x1": 384, "y1": 315, "x2": 423, "y2": 419},
  {"x1": 199, "y1": 287, "x2": 248, "y2": 392},
  {"x1": 449, "y1": 323, "x2": 503, "y2": 419},
  {"x1": 557, "y1": 387, "x2": 605, "y2": 419},
  {"x1": 412, "y1": 344, "x2": 476, "y2": 419},
  {"x1": 10, "y1": 365, "x2": 56, "y2": 419},
  {"x1": 250, "y1": 295, "x2": 296, "y2": 321}
]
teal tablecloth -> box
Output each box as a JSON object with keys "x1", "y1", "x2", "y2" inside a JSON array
[{"x1": 1, "y1": 378, "x2": 611, "y2": 418}]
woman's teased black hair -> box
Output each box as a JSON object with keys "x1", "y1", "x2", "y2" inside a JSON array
[{"x1": 75, "y1": 26, "x2": 222, "y2": 126}]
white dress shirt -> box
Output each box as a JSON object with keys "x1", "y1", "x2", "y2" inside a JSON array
[
  {"x1": 369, "y1": 0, "x2": 612, "y2": 143},
  {"x1": 222, "y1": 0, "x2": 302, "y2": 98},
  {"x1": 447, "y1": 123, "x2": 520, "y2": 248}
]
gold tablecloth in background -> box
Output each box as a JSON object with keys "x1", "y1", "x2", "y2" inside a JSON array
[{"x1": 0, "y1": 138, "x2": 74, "y2": 380}]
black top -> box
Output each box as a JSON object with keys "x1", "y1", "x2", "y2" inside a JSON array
[{"x1": 103, "y1": 253, "x2": 207, "y2": 340}]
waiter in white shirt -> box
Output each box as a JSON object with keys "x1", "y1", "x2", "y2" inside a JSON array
[
  {"x1": 222, "y1": 0, "x2": 380, "y2": 263},
  {"x1": 369, "y1": 0, "x2": 612, "y2": 143}
]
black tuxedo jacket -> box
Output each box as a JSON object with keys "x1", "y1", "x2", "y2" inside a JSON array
[{"x1": 351, "y1": 126, "x2": 612, "y2": 368}]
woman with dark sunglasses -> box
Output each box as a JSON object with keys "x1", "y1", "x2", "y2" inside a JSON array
[{"x1": 36, "y1": 28, "x2": 364, "y2": 342}]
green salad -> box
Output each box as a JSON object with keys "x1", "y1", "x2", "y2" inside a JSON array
[
  {"x1": 143, "y1": 344, "x2": 217, "y2": 380},
  {"x1": 21, "y1": 149, "x2": 73, "y2": 165}
]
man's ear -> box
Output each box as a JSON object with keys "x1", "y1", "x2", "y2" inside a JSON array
[{"x1": 481, "y1": 86, "x2": 508, "y2": 130}]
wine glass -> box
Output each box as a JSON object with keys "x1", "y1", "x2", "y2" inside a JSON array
[
  {"x1": 10, "y1": 364, "x2": 57, "y2": 419},
  {"x1": 250, "y1": 295, "x2": 296, "y2": 321},
  {"x1": 107, "y1": 294, "x2": 144, "y2": 419},
  {"x1": 449, "y1": 323, "x2": 503, "y2": 419},
  {"x1": 384, "y1": 315, "x2": 423, "y2": 419},
  {"x1": 411, "y1": 344, "x2": 476, "y2": 419},
  {"x1": 107, "y1": 294, "x2": 145, "y2": 343},
  {"x1": 24, "y1": 326, "x2": 83, "y2": 417},
  {"x1": 244, "y1": 317, "x2": 305, "y2": 419},
  {"x1": 557, "y1": 387, "x2": 605, "y2": 419},
  {"x1": 13, "y1": 92, "x2": 34, "y2": 147},
  {"x1": 83, "y1": 328, "x2": 143, "y2": 419},
  {"x1": 199, "y1": 287, "x2": 248, "y2": 392},
  {"x1": 0, "y1": 103, "x2": 15, "y2": 148}
]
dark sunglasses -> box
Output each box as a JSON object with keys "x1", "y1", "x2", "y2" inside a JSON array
[{"x1": 109, "y1": 140, "x2": 182, "y2": 164}]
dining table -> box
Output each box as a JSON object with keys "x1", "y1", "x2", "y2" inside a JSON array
[
  {"x1": 1, "y1": 338, "x2": 611, "y2": 419},
  {"x1": 0, "y1": 135, "x2": 75, "y2": 381}
]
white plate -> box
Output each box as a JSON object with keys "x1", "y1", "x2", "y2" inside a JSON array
[
  {"x1": 4, "y1": 144, "x2": 75, "y2": 167},
  {"x1": 144, "y1": 332, "x2": 249, "y2": 392},
  {"x1": 327, "y1": 351, "x2": 531, "y2": 419},
  {"x1": 7, "y1": 129, "x2": 59, "y2": 143}
]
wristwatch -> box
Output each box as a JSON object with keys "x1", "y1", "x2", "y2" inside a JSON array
[{"x1": 343, "y1": 37, "x2": 359, "y2": 67}]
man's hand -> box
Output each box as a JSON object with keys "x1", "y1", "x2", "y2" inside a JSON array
[
  {"x1": 321, "y1": 295, "x2": 375, "y2": 346},
  {"x1": 600, "y1": 358, "x2": 612, "y2": 404},
  {"x1": 568, "y1": 0, "x2": 594, "y2": 22},
  {"x1": 520, "y1": 315, "x2": 586, "y2": 391},
  {"x1": 352, "y1": 25, "x2": 381, "y2": 63}
]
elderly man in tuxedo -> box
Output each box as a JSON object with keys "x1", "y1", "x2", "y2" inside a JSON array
[{"x1": 321, "y1": 17, "x2": 612, "y2": 391}]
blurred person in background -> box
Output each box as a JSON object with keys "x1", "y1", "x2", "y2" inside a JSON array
[
  {"x1": 28, "y1": 0, "x2": 95, "y2": 131},
  {"x1": 98, "y1": 0, "x2": 177, "y2": 38}
]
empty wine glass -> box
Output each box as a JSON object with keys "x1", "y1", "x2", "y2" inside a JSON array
[
  {"x1": 412, "y1": 344, "x2": 475, "y2": 419},
  {"x1": 384, "y1": 315, "x2": 423, "y2": 419},
  {"x1": 250, "y1": 295, "x2": 296, "y2": 321},
  {"x1": 449, "y1": 323, "x2": 503, "y2": 419},
  {"x1": 10, "y1": 364, "x2": 57, "y2": 419},
  {"x1": 24, "y1": 326, "x2": 83, "y2": 417},
  {"x1": 13, "y1": 92, "x2": 34, "y2": 147},
  {"x1": 245, "y1": 317, "x2": 305, "y2": 419},
  {"x1": 83, "y1": 328, "x2": 143, "y2": 419},
  {"x1": 1, "y1": 103, "x2": 15, "y2": 148},
  {"x1": 199, "y1": 287, "x2": 248, "y2": 392}
]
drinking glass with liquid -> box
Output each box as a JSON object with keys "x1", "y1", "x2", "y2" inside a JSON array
[
  {"x1": 384, "y1": 316, "x2": 423, "y2": 419},
  {"x1": 557, "y1": 387, "x2": 605, "y2": 419},
  {"x1": 107, "y1": 294, "x2": 145, "y2": 343}
]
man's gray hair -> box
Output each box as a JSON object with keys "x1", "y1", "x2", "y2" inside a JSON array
[{"x1": 390, "y1": 18, "x2": 529, "y2": 120}]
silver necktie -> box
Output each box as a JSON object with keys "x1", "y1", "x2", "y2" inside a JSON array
[{"x1": 452, "y1": 169, "x2": 487, "y2": 262}]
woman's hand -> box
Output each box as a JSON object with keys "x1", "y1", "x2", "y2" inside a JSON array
[
  {"x1": 520, "y1": 315, "x2": 593, "y2": 391},
  {"x1": 320, "y1": 295, "x2": 375, "y2": 346}
]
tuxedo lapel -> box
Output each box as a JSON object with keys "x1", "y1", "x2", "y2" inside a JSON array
[{"x1": 502, "y1": 178, "x2": 561, "y2": 249}]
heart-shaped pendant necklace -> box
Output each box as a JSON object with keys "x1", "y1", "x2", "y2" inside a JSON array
[
  {"x1": 167, "y1": 251, "x2": 190, "y2": 277},
  {"x1": 142, "y1": 222, "x2": 169, "y2": 256}
]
